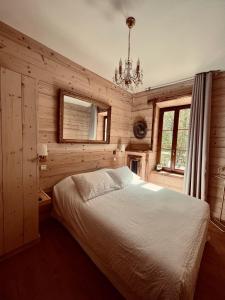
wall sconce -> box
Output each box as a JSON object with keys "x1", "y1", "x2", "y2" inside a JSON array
[
  {"x1": 37, "y1": 143, "x2": 48, "y2": 162},
  {"x1": 117, "y1": 143, "x2": 126, "y2": 152},
  {"x1": 113, "y1": 150, "x2": 117, "y2": 161},
  {"x1": 120, "y1": 144, "x2": 126, "y2": 152},
  {"x1": 117, "y1": 137, "x2": 125, "y2": 153}
]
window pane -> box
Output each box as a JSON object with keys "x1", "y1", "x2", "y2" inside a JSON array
[
  {"x1": 161, "y1": 131, "x2": 173, "y2": 149},
  {"x1": 178, "y1": 108, "x2": 190, "y2": 129},
  {"x1": 175, "y1": 150, "x2": 187, "y2": 170},
  {"x1": 163, "y1": 111, "x2": 174, "y2": 130},
  {"x1": 160, "y1": 149, "x2": 171, "y2": 168},
  {"x1": 176, "y1": 129, "x2": 189, "y2": 150}
]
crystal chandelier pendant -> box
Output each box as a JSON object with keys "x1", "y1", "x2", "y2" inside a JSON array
[{"x1": 113, "y1": 17, "x2": 143, "y2": 90}]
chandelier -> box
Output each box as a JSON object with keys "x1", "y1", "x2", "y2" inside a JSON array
[{"x1": 113, "y1": 17, "x2": 143, "y2": 90}]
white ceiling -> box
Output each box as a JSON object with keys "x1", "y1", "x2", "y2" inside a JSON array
[{"x1": 1, "y1": 0, "x2": 225, "y2": 91}]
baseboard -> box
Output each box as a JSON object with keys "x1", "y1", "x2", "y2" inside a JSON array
[{"x1": 0, "y1": 236, "x2": 40, "y2": 263}]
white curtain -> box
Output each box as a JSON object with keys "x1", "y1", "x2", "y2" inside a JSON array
[
  {"x1": 88, "y1": 104, "x2": 97, "y2": 140},
  {"x1": 184, "y1": 72, "x2": 212, "y2": 201}
]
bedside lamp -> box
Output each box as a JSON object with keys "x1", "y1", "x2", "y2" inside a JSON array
[{"x1": 37, "y1": 143, "x2": 48, "y2": 162}]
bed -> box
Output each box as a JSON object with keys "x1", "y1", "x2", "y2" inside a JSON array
[{"x1": 52, "y1": 168, "x2": 209, "y2": 300}]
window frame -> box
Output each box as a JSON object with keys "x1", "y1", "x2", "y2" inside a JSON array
[
  {"x1": 157, "y1": 104, "x2": 191, "y2": 175},
  {"x1": 103, "y1": 116, "x2": 108, "y2": 141}
]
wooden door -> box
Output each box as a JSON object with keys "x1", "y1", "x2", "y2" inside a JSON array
[{"x1": 0, "y1": 67, "x2": 38, "y2": 255}]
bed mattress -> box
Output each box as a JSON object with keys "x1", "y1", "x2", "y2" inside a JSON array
[{"x1": 52, "y1": 176, "x2": 209, "y2": 300}]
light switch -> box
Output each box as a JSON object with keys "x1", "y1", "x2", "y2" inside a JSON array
[{"x1": 40, "y1": 164, "x2": 47, "y2": 171}]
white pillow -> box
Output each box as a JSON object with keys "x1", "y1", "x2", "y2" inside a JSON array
[
  {"x1": 71, "y1": 170, "x2": 120, "y2": 202},
  {"x1": 107, "y1": 166, "x2": 139, "y2": 188}
]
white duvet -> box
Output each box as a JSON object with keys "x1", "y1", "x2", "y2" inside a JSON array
[{"x1": 53, "y1": 177, "x2": 209, "y2": 300}]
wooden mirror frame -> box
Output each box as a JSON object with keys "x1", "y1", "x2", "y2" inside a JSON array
[{"x1": 58, "y1": 89, "x2": 111, "y2": 144}]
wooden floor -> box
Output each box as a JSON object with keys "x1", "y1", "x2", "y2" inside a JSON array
[
  {"x1": 0, "y1": 219, "x2": 225, "y2": 300},
  {"x1": 194, "y1": 222, "x2": 225, "y2": 300}
]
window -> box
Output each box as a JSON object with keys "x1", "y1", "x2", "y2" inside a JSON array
[
  {"x1": 103, "y1": 116, "x2": 108, "y2": 141},
  {"x1": 157, "y1": 105, "x2": 190, "y2": 174}
]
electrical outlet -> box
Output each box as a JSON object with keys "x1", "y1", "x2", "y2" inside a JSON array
[{"x1": 40, "y1": 164, "x2": 47, "y2": 171}]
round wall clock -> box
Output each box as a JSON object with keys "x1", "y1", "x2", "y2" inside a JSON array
[{"x1": 133, "y1": 120, "x2": 147, "y2": 139}]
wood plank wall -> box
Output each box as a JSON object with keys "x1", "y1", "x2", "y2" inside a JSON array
[
  {"x1": 1, "y1": 21, "x2": 225, "y2": 224},
  {"x1": 0, "y1": 67, "x2": 39, "y2": 255},
  {"x1": 209, "y1": 72, "x2": 225, "y2": 222},
  {"x1": 22, "y1": 75, "x2": 39, "y2": 244},
  {"x1": 0, "y1": 22, "x2": 132, "y2": 193},
  {"x1": 1, "y1": 68, "x2": 24, "y2": 253}
]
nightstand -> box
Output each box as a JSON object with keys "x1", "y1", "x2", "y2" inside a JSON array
[{"x1": 38, "y1": 190, "x2": 52, "y2": 222}]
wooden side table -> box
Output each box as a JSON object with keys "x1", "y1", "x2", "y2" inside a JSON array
[{"x1": 38, "y1": 190, "x2": 52, "y2": 222}]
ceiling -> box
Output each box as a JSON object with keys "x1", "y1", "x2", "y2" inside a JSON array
[{"x1": 1, "y1": 0, "x2": 225, "y2": 91}]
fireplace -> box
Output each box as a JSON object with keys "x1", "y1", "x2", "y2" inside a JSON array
[
  {"x1": 129, "y1": 156, "x2": 141, "y2": 174},
  {"x1": 125, "y1": 151, "x2": 148, "y2": 180}
]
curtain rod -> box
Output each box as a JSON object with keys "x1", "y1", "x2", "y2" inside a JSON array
[{"x1": 145, "y1": 76, "x2": 194, "y2": 91}]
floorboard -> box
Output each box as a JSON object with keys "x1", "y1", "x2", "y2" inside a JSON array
[
  {"x1": 194, "y1": 222, "x2": 225, "y2": 300},
  {"x1": 0, "y1": 219, "x2": 224, "y2": 300}
]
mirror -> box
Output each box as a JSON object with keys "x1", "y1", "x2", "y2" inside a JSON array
[{"x1": 59, "y1": 90, "x2": 111, "y2": 143}]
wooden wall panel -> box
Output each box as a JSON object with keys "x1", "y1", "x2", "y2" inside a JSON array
[
  {"x1": 0, "y1": 22, "x2": 132, "y2": 193},
  {"x1": 1, "y1": 68, "x2": 23, "y2": 253},
  {"x1": 0, "y1": 69, "x2": 3, "y2": 255},
  {"x1": 209, "y1": 72, "x2": 225, "y2": 223},
  {"x1": 149, "y1": 171, "x2": 184, "y2": 192},
  {"x1": 22, "y1": 75, "x2": 39, "y2": 243},
  {"x1": 0, "y1": 67, "x2": 39, "y2": 256},
  {"x1": 40, "y1": 147, "x2": 122, "y2": 191},
  {"x1": 38, "y1": 81, "x2": 130, "y2": 191}
]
